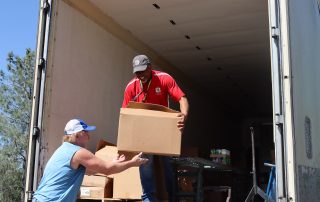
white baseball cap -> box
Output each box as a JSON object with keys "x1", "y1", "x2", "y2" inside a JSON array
[{"x1": 64, "y1": 119, "x2": 96, "y2": 135}]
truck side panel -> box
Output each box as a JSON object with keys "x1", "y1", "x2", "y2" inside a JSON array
[{"x1": 287, "y1": 0, "x2": 320, "y2": 200}]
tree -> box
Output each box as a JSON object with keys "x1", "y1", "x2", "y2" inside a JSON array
[{"x1": 0, "y1": 49, "x2": 35, "y2": 202}]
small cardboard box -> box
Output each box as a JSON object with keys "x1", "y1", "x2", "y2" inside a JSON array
[
  {"x1": 94, "y1": 140, "x2": 118, "y2": 178},
  {"x1": 117, "y1": 102, "x2": 181, "y2": 156},
  {"x1": 79, "y1": 186, "x2": 112, "y2": 199},
  {"x1": 81, "y1": 175, "x2": 111, "y2": 187},
  {"x1": 113, "y1": 165, "x2": 142, "y2": 199},
  {"x1": 113, "y1": 151, "x2": 142, "y2": 199}
]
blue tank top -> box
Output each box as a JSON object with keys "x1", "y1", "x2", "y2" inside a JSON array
[{"x1": 33, "y1": 142, "x2": 86, "y2": 202}]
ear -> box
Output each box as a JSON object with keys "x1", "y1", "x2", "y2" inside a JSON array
[{"x1": 75, "y1": 132, "x2": 81, "y2": 138}]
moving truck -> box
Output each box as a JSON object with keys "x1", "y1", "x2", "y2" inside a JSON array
[{"x1": 25, "y1": 0, "x2": 320, "y2": 201}]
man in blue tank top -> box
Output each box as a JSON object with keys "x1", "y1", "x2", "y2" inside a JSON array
[{"x1": 32, "y1": 118, "x2": 148, "y2": 202}]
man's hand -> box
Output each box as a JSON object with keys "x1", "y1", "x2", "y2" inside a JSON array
[
  {"x1": 177, "y1": 113, "x2": 187, "y2": 132},
  {"x1": 178, "y1": 96, "x2": 189, "y2": 132},
  {"x1": 112, "y1": 154, "x2": 126, "y2": 163},
  {"x1": 130, "y1": 152, "x2": 148, "y2": 166}
]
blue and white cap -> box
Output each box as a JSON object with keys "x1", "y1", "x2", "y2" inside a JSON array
[{"x1": 64, "y1": 119, "x2": 96, "y2": 135}]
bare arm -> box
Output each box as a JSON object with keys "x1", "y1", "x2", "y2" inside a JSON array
[
  {"x1": 177, "y1": 96, "x2": 189, "y2": 131},
  {"x1": 72, "y1": 148, "x2": 147, "y2": 175},
  {"x1": 179, "y1": 96, "x2": 189, "y2": 117}
]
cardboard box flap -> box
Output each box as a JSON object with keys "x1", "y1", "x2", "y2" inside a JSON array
[
  {"x1": 96, "y1": 139, "x2": 116, "y2": 151},
  {"x1": 127, "y1": 102, "x2": 178, "y2": 113},
  {"x1": 121, "y1": 108, "x2": 179, "y2": 118}
]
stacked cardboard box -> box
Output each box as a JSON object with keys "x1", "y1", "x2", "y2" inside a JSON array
[
  {"x1": 79, "y1": 175, "x2": 112, "y2": 199},
  {"x1": 78, "y1": 140, "x2": 142, "y2": 200},
  {"x1": 94, "y1": 140, "x2": 143, "y2": 200}
]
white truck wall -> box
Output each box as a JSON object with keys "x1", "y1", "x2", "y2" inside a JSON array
[
  {"x1": 41, "y1": 1, "x2": 136, "y2": 163},
  {"x1": 286, "y1": 0, "x2": 320, "y2": 200},
  {"x1": 289, "y1": 0, "x2": 320, "y2": 167}
]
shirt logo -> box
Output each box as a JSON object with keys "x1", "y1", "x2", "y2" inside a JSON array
[
  {"x1": 155, "y1": 87, "x2": 161, "y2": 94},
  {"x1": 134, "y1": 60, "x2": 140, "y2": 65}
]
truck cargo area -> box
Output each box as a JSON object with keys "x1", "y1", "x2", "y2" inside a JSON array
[{"x1": 40, "y1": 0, "x2": 275, "y2": 201}]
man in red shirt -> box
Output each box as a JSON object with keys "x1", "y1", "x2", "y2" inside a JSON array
[{"x1": 122, "y1": 54, "x2": 189, "y2": 202}]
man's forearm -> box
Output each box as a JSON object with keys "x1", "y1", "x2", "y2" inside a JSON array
[
  {"x1": 103, "y1": 160, "x2": 134, "y2": 176},
  {"x1": 179, "y1": 96, "x2": 189, "y2": 117}
]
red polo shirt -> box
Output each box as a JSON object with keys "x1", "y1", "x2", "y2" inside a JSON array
[{"x1": 122, "y1": 70, "x2": 185, "y2": 107}]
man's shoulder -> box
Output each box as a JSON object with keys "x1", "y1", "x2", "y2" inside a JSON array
[
  {"x1": 75, "y1": 147, "x2": 92, "y2": 156},
  {"x1": 73, "y1": 147, "x2": 94, "y2": 162},
  {"x1": 125, "y1": 78, "x2": 139, "y2": 90},
  {"x1": 153, "y1": 70, "x2": 173, "y2": 80}
]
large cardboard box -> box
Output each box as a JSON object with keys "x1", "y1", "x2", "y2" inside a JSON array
[{"x1": 117, "y1": 102, "x2": 181, "y2": 156}]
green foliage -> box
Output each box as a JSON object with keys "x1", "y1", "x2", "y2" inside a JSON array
[{"x1": 0, "y1": 49, "x2": 35, "y2": 202}]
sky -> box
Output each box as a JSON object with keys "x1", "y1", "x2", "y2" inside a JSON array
[{"x1": 0, "y1": 1, "x2": 39, "y2": 72}]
